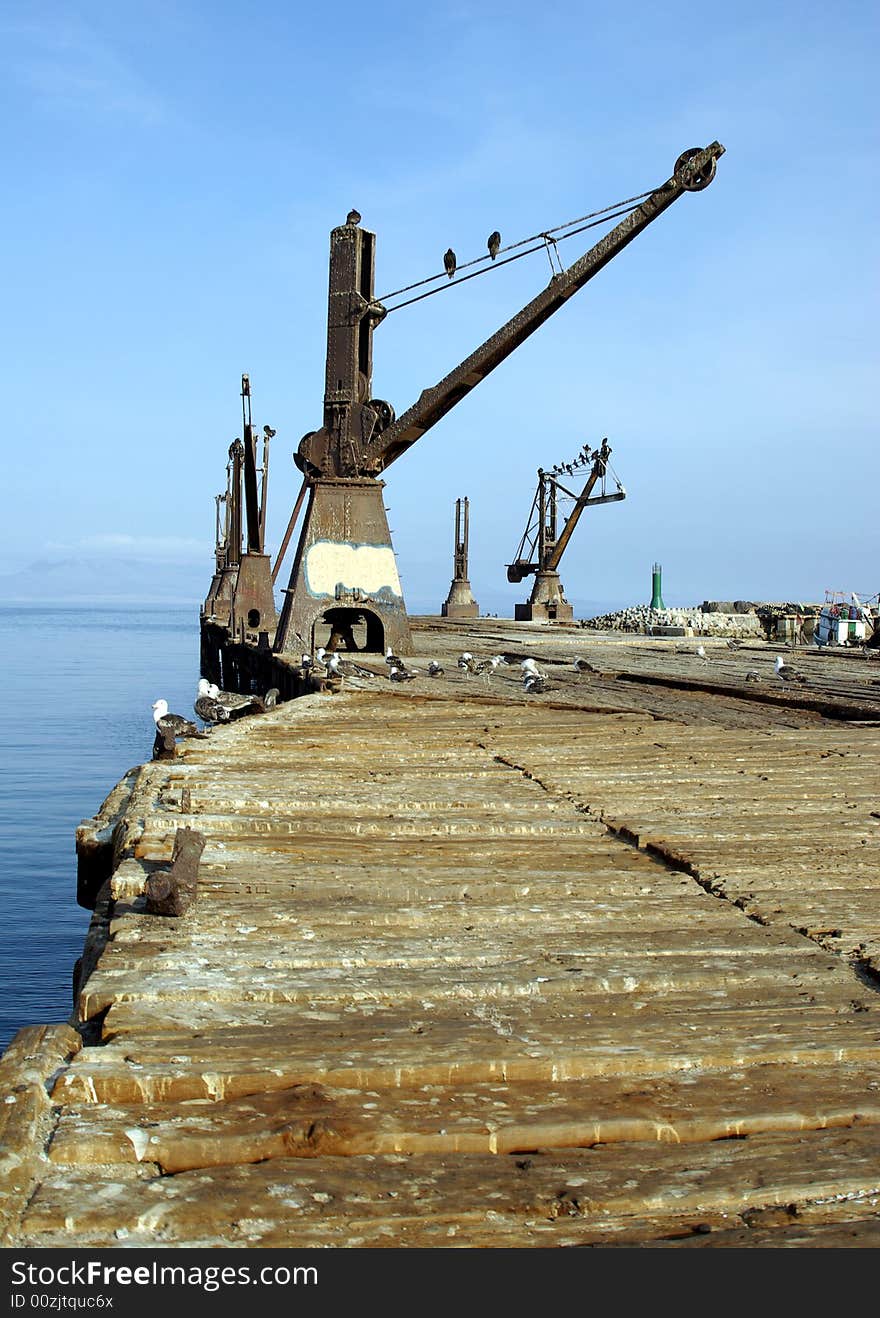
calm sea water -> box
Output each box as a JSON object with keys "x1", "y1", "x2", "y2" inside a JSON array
[{"x1": 0, "y1": 605, "x2": 201, "y2": 1054}]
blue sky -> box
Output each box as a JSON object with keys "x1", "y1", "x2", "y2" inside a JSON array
[{"x1": 1, "y1": 0, "x2": 877, "y2": 615}]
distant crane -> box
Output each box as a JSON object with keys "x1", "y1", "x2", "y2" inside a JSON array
[{"x1": 506, "y1": 439, "x2": 625, "y2": 621}]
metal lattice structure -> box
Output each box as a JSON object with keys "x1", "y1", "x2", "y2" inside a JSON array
[{"x1": 506, "y1": 439, "x2": 626, "y2": 621}]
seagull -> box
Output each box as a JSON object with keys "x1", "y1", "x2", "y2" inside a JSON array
[
  {"x1": 487, "y1": 230, "x2": 501, "y2": 260},
  {"x1": 385, "y1": 645, "x2": 407, "y2": 672},
  {"x1": 301, "y1": 653, "x2": 314, "y2": 673},
  {"x1": 207, "y1": 683, "x2": 261, "y2": 718},
  {"x1": 324, "y1": 652, "x2": 343, "y2": 677},
  {"x1": 522, "y1": 672, "x2": 546, "y2": 694},
  {"x1": 775, "y1": 655, "x2": 807, "y2": 687},
  {"x1": 573, "y1": 656, "x2": 598, "y2": 675},
  {"x1": 726, "y1": 638, "x2": 743, "y2": 650},
  {"x1": 520, "y1": 658, "x2": 543, "y2": 679},
  {"x1": 457, "y1": 651, "x2": 476, "y2": 677},
  {"x1": 202, "y1": 674, "x2": 275, "y2": 716},
  {"x1": 474, "y1": 654, "x2": 508, "y2": 681},
  {"x1": 745, "y1": 670, "x2": 762, "y2": 683},
  {"x1": 444, "y1": 248, "x2": 457, "y2": 279},
  {"x1": 194, "y1": 678, "x2": 231, "y2": 728},
  {"x1": 389, "y1": 665, "x2": 417, "y2": 682},
  {"x1": 427, "y1": 660, "x2": 445, "y2": 676},
  {"x1": 152, "y1": 699, "x2": 200, "y2": 739},
  {"x1": 696, "y1": 645, "x2": 710, "y2": 662}
]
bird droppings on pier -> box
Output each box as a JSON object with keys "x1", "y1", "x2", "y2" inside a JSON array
[{"x1": 2, "y1": 620, "x2": 880, "y2": 1248}]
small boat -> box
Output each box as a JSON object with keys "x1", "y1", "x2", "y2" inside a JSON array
[{"x1": 813, "y1": 591, "x2": 875, "y2": 647}]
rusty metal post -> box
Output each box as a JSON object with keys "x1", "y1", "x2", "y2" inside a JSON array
[
  {"x1": 241, "y1": 375, "x2": 262, "y2": 555},
  {"x1": 228, "y1": 440, "x2": 243, "y2": 568},
  {"x1": 203, "y1": 441, "x2": 244, "y2": 626},
  {"x1": 442, "y1": 496, "x2": 479, "y2": 618},
  {"x1": 537, "y1": 471, "x2": 547, "y2": 571},
  {"x1": 516, "y1": 470, "x2": 573, "y2": 621},
  {"x1": 275, "y1": 213, "x2": 412, "y2": 656},
  {"x1": 272, "y1": 476, "x2": 309, "y2": 585},
  {"x1": 192, "y1": 381, "x2": 276, "y2": 643}
]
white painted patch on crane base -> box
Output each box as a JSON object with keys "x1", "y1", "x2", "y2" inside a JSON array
[{"x1": 304, "y1": 541, "x2": 402, "y2": 598}]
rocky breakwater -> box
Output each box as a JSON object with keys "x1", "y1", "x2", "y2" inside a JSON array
[{"x1": 581, "y1": 600, "x2": 767, "y2": 638}]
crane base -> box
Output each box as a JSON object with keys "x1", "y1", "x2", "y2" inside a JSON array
[
  {"x1": 442, "y1": 578, "x2": 480, "y2": 619},
  {"x1": 515, "y1": 571, "x2": 574, "y2": 622},
  {"x1": 230, "y1": 553, "x2": 278, "y2": 640},
  {"x1": 274, "y1": 477, "x2": 413, "y2": 657},
  {"x1": 515, "y1": 601, "x2": 575, "y2": 622}
]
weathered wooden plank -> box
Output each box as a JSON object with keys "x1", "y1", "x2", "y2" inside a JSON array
[
  {"x1": 75, "y1": 949, "x2": 855, "y2": 1025},
  {"x1": 20, "y1": 1126, "x2": 880, "y2": 1248},
  {"x1": 0, "y1": 1025, "x2": 82, "y2": 1245},
  {"x1": 54, "y1": 1009, "x2": 880, "y2": 1104},
  {"x1": 96, "y1": 978, "x2": 871, "y2": 1034},
  {"x1": 46, "y1": 1063, "x2": 880, "y2": 1171}
]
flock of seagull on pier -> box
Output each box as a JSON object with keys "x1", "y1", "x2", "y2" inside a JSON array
[
  {"x1": 294, "y1": 642, "x2": 818, "y2": 698},
  {"x1": 151, "y1": 678, "x2": 279, "y2": 750},
  {"x1": 149, "y1": 639, "x2": 840, "y2": 751}
]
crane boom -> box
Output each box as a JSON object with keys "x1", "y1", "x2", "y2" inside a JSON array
[
  {"x1": 545, "y1": 441, "x2": 623, "y2": 572},
  {"x1": 366, "y1": 142, "x2": 724, "y2": 474},
  {"x1": 506, "y1": 440, "x2": 624, "y2": 582}
]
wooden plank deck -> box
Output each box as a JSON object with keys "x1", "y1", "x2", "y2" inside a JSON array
[{"x1": 2, "y1": 624, "x2": 879, "y2": 1248}]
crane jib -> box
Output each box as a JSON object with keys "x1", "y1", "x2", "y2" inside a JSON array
[{"x1": 370, "y1": 141, "x2": 724, "y2": 473}]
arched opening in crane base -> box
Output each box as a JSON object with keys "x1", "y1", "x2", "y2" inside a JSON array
[{"x1": 313, "y1": 607, "x2": 384, "y2": 654}]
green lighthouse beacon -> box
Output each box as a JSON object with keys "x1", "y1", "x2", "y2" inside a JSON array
[{"x1": 650, "y1": 561, "x2": 666, "y2": 610}]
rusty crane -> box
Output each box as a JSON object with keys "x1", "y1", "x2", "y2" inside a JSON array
[
  {"x1": 506, "y1": 438, "x2": 626, "y2": 621},
  {"x1": 204, "y1": 143, "x2": 724, "y2": 660},
  {"x1": 202, "y1": 375, "x2": 277, "y2": 646}
]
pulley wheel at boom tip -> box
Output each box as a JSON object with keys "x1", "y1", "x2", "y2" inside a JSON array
[{"x1": 674, "y1": 147, "x2": 717, "y2": 191}]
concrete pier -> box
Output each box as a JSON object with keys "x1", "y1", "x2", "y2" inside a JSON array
[{"x1": 2, "y1": 620, "x2": 880, "y2": 1248}]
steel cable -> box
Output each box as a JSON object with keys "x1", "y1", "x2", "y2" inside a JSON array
[{"x1": 375, "y1": 185, "x2": 663, "y2": 310}]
